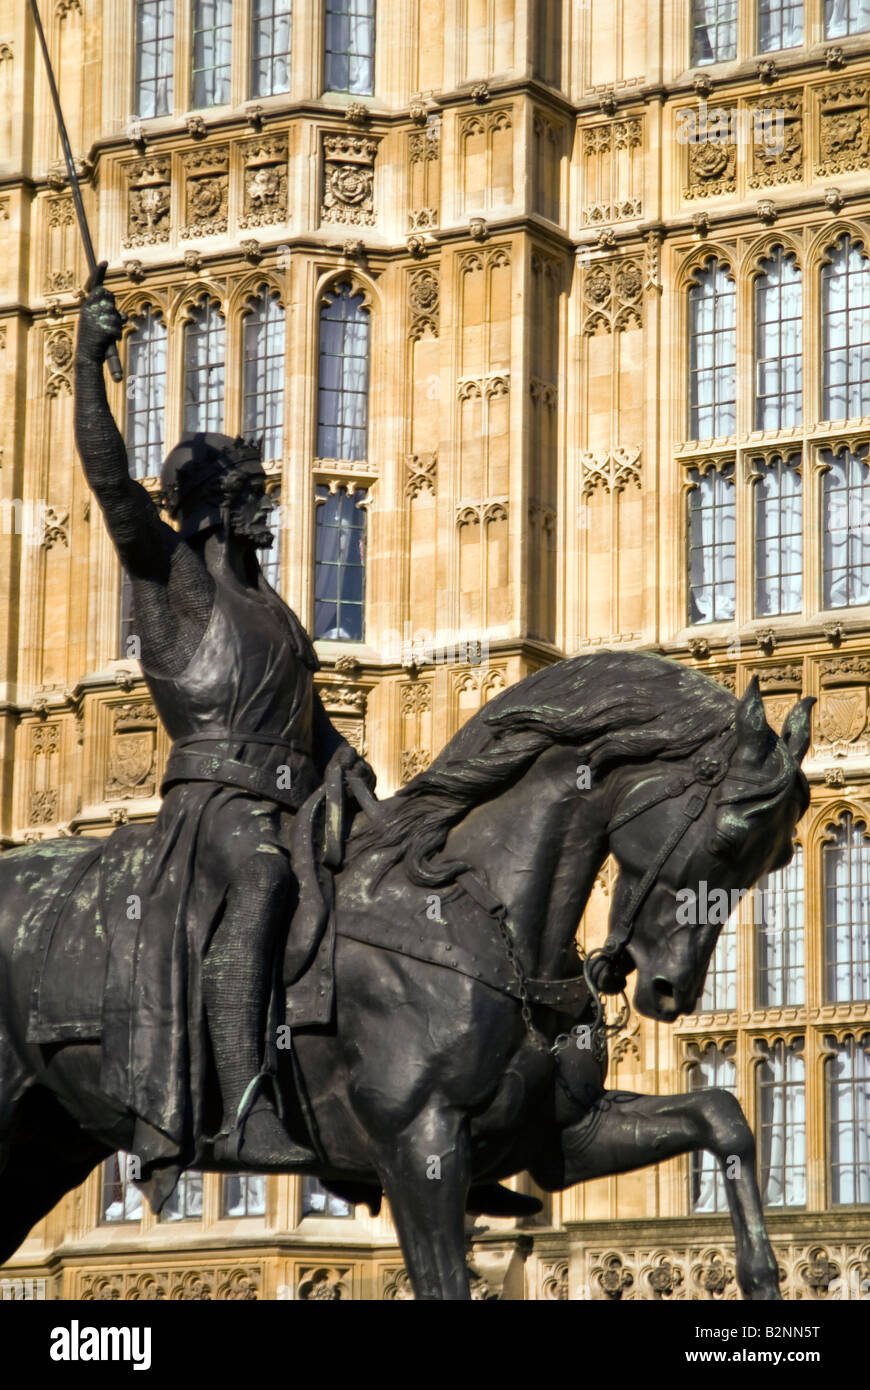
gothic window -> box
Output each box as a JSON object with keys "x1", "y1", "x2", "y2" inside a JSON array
[
  {"x1": 758, "y1": 0, "x2": 803, "y2": 50},
  {"x1": 118, "y1": 572, "x2": 136, "y2": 660},
  {"x1": 821, "y1": 235, "x2": 870, "y2": 421},
  {"x1": 324, "y1": 0, "x2": 375, "y2": 95},
  {"x1": 824, "y1": 815, "x2": 870, "y2": 1002},
  {"x1": 825, "y1": 0, "x2": 870, "y2": 38},
  {"x1": 101, "y1": 1153, "x2": 143, "y2": 1224},
  {"x1": 698, "y1": 913, "x2": 737, "y2": 1011},
  {"x1": 755, "y1": 845, "x2": 805, "y2": 1006},
  {"x1": 689, "y1": 259, "x2": 736, "y2": 439},
  {"x1": 754, "y1": 455, "x2": 803, "y2": 617},
  {"x1": 755, "y1": 247, "x2": 802, "y2": 429},
  {"x1": 301, "y1": 1176, "x2": 352, "y2": 1217},
  {"x1": 222, "y1": 1174, "x2": 266, "y2": 1218},
  {"x1": 260, "y1": 484, "x2": 282, "y2": 592},
  {"x1": 691, "y1": 0, "x2": 738, "y2": 65},
  {"x1": 826, "y1": 1033, "x2": 870, "y2": 1203},
  {"x1": 821, "y1": 446, "x2": 870, "y2": 608},
  {"x1": 687, "y1": 464, "x2": 736, "y2": 623},
  {"x1": 125, "y1": 306, "x2": 167, "y2": 481},
  {"x1": 251, "y1": 0, "x2": 292, "y2": 97},
  {"x1": 183, "y1": 298, "x2": 226, "y2": 435},
  {"x1": 243, "y1": 287, "x2": 285, "y2": 463},
  {"x1": 160, "y1": 1171, "x2": 203, "y2": 1221},
  {"x1": 314, "y1": 485, "x2": 367, "y2": 641},
  {"x1": 689, "y1": 1042, "x2": 737, "y2": 1211},
  {"x1": 757, "y1": 1039, "x2": 806, "y2": 1206},
  {"x1": 134, "y1": 0, "x2": 175, "y2": 118},
  {"x1": 191, "y1": 0, "x2": 232, "y2": 108},
  {"x1": 317, "y1": 282, "x2": 370, "y2": 461}
]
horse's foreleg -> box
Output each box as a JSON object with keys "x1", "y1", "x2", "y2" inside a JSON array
[
  {"x1": 532, "y1": 1087, "x2": 780, "y2": 1301},
  {"x1": 374, "y1": 1107, "x2": 472, "y2": 1301}
]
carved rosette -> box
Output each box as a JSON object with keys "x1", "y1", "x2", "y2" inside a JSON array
[
  {"x1": 817, "y1": 78, "x2": 870, "y2": 176},
  {"x1": 124, "y1": 156, "x2": 171, "y2": 247},
  {"x1": 749, "y1": 90, "x2": 803, "y2": 187},
  {"x1": 297, "y1": 1265, "x2": 350, "y2": 1300},
  {"x1": 44, "y1": 327, "x2": 74, "y2": 397},
  {"x1": 321, "y1": 133, "x2": 379, "y2": 228},
  {"x1": 408, "y1": 267, "x2": 439, "y2": 340},
  {"x1": 181, "y1": 145, "x2": 229, "y2": 238},
  {"x1": 684, "y1": 109, "x2": 737, "y2": 199},
  {"x1": 581, "y1": 258, "x2": 642, "y2": 334},
  {"x1": 240, "y1": 134, "x2": 288, "y2": 228}
]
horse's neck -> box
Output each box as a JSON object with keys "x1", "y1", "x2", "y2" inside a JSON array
[{"x1": 444, "y1": 749, "x2": 609, "y2": 977}]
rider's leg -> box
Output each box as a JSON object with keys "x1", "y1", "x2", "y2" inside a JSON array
[{"x1": 203, "y1": 842, "x2": 314, "y2": 1165}]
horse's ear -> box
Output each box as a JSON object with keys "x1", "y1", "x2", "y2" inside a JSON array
[
  {"x1": 781, "y1": 696, "x2": 816, "y2": 765},
  {"x1": 735, "y1": 676, "x2": 768, "y2": 763}
]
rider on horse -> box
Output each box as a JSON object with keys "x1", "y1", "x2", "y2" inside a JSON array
[{"x1": 74, "y1": 266, "x2": 375, "y2": 1182}]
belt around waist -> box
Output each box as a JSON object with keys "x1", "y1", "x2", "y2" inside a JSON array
[{"x1": 161, "y1": 749, "x2": 317, "y2": 812}]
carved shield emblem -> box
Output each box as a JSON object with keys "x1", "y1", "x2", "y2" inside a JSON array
[
  {"x1": 818, "y1": 688, "x2": 868, "y2": 746},
  {"x1": 107, "y1": 732, "x2": 155, "y2": 794}
]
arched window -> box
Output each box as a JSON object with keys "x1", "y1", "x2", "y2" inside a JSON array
[
  {"x1": 698, "y1": 913, "x2": 737, "y2": 1012},
  {"x1": 821, "y1": 234, "x2": 870, "y2": 421},
  {"x1": 688, "y1": 259, "x2": 736, "y2": 439},
  {"x1": 821, "y1": 445, "x2": 870, "y2": 608},
  {"x1": 826, "y1": 1032, "x2": 870, "y2": 1204},
  {"x1": 825, "y1": 0, "x2": 870, "y2": 39},
  {"x1": 251, "y1": 1, "x2": 292, "y2": 97},
  {"x1": 754, "y1": 453, "x2": 802, "y2": 617},
  {"x1": 687, "y1": 463, "x2": 736, "y2": 624},
  {"x1": 755, "y1": 247, "x2": 802, "y2": 429},
  {"x1": 691, "y1": 0, "x2": 737, "y2": 65},
  {"x1": 689, "y1": 1042, "x2": 737, "y2": 1211},
  {"x1": 755, "y1": 843, "x2": 805, "y2": 1006},
  {"x1": 191, "y1": 0, "x2": 232, "y2": 107},
  {"x1": 243, "y1": 287, "x2": 285, "y2": 462},
  {"x1": 134, "y1": 0, "x2": 175, "y2": 118},
  {"x1": 324, "y1": 0, "x2": 375, "y2": 95},
  {"x1": 183, "y1": 297, "x2": 226, "y2": 435},
  {"x1": 757, "y1": 1039, "x2": 806, "y2": 1207},
  {"x1": 317, "y1": 282, "x2": 370, "y2": 461},
  {"x1": 125, "y1": 306, "x2": 167, "y2": 480},
  {"x1": 824, "y1": 814, "x2": 870, "y2": 1002},
  {"x1": 314, "y1": 485, "x2": 367, "y2": 641},
  {"x1": 758, "y1": 0, "x2": 803, "y2": 51}
]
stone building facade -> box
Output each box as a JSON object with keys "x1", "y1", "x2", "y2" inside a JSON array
[{"x1": 0, "y1": 0, "x2": 868, "y2": 1300}]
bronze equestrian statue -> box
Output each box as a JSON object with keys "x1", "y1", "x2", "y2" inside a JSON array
[{"x1": 0, "y1": 278, "x2": 814, "y2": 1299}]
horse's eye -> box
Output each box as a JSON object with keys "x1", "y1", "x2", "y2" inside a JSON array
[{"x1": 709, "y1": 829, "x2": 740, "y2": 859}]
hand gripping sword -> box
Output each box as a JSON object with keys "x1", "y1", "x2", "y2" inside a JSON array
[{"x1": 29, "y1": 0, "x2": 124, "y2": 381}]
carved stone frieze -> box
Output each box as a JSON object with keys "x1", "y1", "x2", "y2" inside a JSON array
[
  {"x1": 181, "y1": 145, "x2": 229, "y2": 238},
  {"x1": 817, "y1": 78, "x2": 870, "y2": 176},
  {"x1": 240, "y1": 134, "x2": 288, "y2": 228},
  {"x1": 123, "y1": 156, "x2": 171, "y2": 248},
  {"x1": 749, "y1": 90, "x2": 803, "y2": 187},
  {"x1": 78, "y1": 1265, "x2": 261, "y2": 1301},
  {"x1": 579, "y1": 446, "x2": 642, "y2": 497},
  {"x1": 581, "y1": 258, "x2": 642, "y2": 334},
  {"x1": 321, "y1": 133, "x2": 379, "y2": 227}
]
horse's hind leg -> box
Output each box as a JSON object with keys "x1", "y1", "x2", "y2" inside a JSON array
[
  {"x1": 0, "y1": 1088, "x2": 110, "y2": 1266},
  {"x1": 374, "y1": 1106, "x2": 472, "y2": 1301},
  {"x1": 531, "y1": 1087, "x2": 780, "y2": 1301}
]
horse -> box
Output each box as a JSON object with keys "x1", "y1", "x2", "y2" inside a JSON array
[{"x1": 0, "y1": 650, "x2": 813, "y2": 1300}]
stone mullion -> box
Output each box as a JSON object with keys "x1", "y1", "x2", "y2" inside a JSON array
[
  {"x1": 805, "y1": 808, "x2": 828, "y2": 1211},
  {"x1": 440, "y1": 244, "x2": 461, "y2": 641},
  {"x1": 175, "y1": 0, "x2": 193, "y2": 117},
  {"x1": 291, "y1": 256, "x2": 321, "y2": 631},
  {"x1": 292, "y1": 0, "x2": 321, "y2": 102},
  {"x1": 232, "y1": 0, "x2": 252, "y2": 109},
  {"x1": 222, "y1": 290, "x2": 243, "y2": 438}
]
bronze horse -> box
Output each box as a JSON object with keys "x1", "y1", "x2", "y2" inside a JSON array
[{"x1": 0, "y1": 650, "x2": 812, "y2": 1299}]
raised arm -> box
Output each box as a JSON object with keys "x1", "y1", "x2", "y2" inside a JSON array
[{"x1": 74, "y1": 265, "x2": 178, "y2": 580}]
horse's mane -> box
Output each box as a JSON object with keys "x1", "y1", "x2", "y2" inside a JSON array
[{"x1": 349, "y1": 650, "x2": 740, "y2": 886}]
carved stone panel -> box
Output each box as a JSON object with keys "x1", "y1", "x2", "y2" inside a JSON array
[
  {"x1": 684, "y1": 108, "x2": 737, "y2": 198},
  {"x1": 181, "y1": 145, "x2": 229, "y2": 238},
  {"x1": 582, "y1": 118, "x2": 643, "y2": 225},
  {"x1": 815, "y1": 686, "x2": 869, "y2": 757},
  {"x1": 320, "y1": 133, "x2": 379, "y2": 228},
  {"x1": 581, "y1": 258, "x2": 643, "y2": 335},
  {"x1": 105, "y1": 701, "x2": 158, "y2": 800},
  {"x1": 123, "y1": 156, "x2": 171, "y2": 248},
  {"x1": 240, "y1": 134, "x2": 288, "y2": 228},
  {"x1": 77, "y1": 1264, "x2": 261, "y2": 1300},
  {"x1": 749, "y1": 90, "x2": 803, "y2": 187},
  {"x1": 408, "y1": 267, "x2": 439, "y2": 340},
  {"x1": 817, "y1": 78, "x2": 870, "y2": 176}
]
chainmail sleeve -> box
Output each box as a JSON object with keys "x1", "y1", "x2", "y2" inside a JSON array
[{"x1": 74, "y1": 340, "x2": 214, "y2": 672}]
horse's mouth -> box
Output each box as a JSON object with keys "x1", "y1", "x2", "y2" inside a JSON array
[{"x1": 633, "y1": 972, "x2": 682, "y2": 1023}]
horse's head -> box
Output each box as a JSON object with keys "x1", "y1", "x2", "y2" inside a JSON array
[{"x1": 601, "y1": 678, "x2": 813, "y2": 1023}]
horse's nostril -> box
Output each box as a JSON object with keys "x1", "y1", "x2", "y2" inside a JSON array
[{"x1": 652, "y1": 976, "x2": 678, "y2": 1012}]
